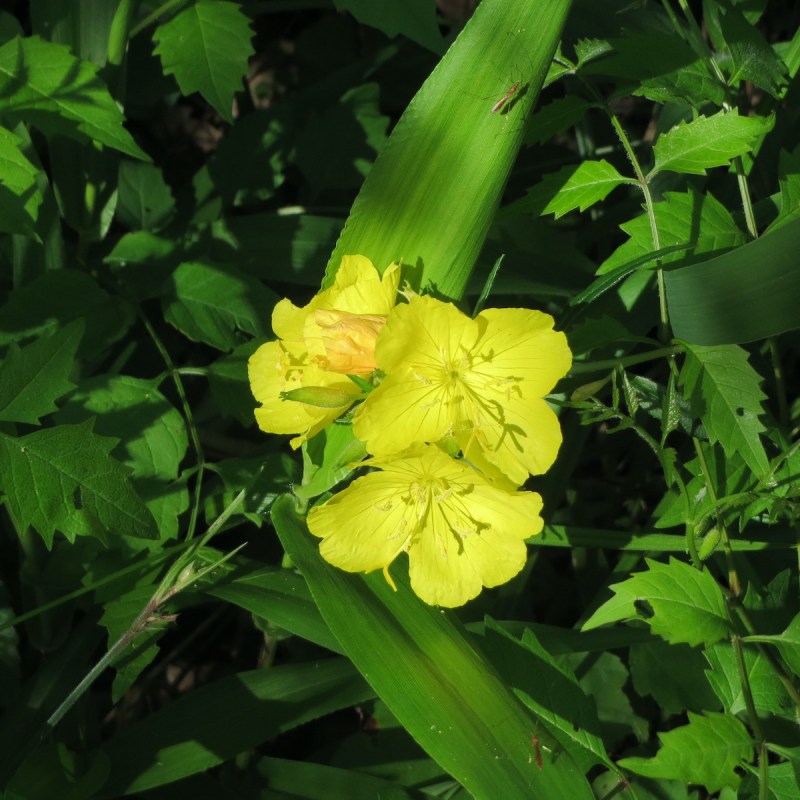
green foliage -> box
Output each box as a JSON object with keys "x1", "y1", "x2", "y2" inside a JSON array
[{"x1": 1, "y1": 1, "x2": 800, "y2": 798}]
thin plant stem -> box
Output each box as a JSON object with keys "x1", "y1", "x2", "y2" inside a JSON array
[
  {"x1": 129, "y1": 0, "x2": 187, "y2": 37},
  {"x1": 570, "y1": 346, "x2": 681, "y2": 375},
  {"x1": 767, "y1": 338, "x2": 790, "y2": 430},
  {"x1": 139, "y1": 310, "x2": 206, "y2": 540}
]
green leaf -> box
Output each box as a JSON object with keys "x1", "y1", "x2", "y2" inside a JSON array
[
  {"x1": 597, "y1": 190, "x2": 745, "y2": 274},
  {"x1": 525, "y1": 96, "x2": 591, "y2": 145},
  {"x1": 666, "y1": 217, "x2": 800, "y2": 344},
  {"x1": 332, "y1": 0, "x2": 443, "y2": 53},
  {"x1": 96, "y1": 659, "x2": 373, "y2": 796},
  {"x1": 705, "y1": 642, "x2": 792, "y2": 716},
  {"x1": 325, "y1": 0, "x2": 571, "y2": 300},
  {"x1": 0, "y1": 36, "x2": 148, "y2": 159},
  {"x1": 0, "y1": 270, "x2": 135, "y2": 358},
  {"x1": 116, "y1": 161, "x2": 175, "y2": 231},
  {"x1": 296, "y1": 424, "x2": 366, "y2": 501},
  {"x1": 207, "y1": 340, "x2": 259, "y2": 425},
  {"x1": 651, "y1": 110, "x2": 774, "y2": 176},
  {"x1": 582, "y1": 558, "x2": 731, "y2": 647},
  {"x1": 0, "y1": 123, "x2": 43, "y2": 236},
  {"x1": 256, "y1": 756, "x2": 423, "y2": 800},
  {"x1": 206, "y1": 566, "x2": 342, "y2": 654},
  {"x1": 162, "y1": 261, "x2": 277, "y2": 351},
  {"x1": 718, "y1": 2, "x2": 787, "y2": 96},
  {"x1": 679, "y1": 342, "x2": 769, "y2": 477},
  {"x1": 540, "y1": 160, "x2": 628, "y2": 219},
  {"x1": 630, "y1": 640, "x2": 721, "y2": 716},
  {"x1": 0, "y1": 321, "x2": 83, "y2": 425},
  {"x1": 56, "y1": 375, "x2": 187, "y2": 482},
  {"x1": 618, "y1": 712, "x2": 753, "y2": 793},
  {"x1": 744, "y1": 612, "x2": 800, "y2": 678},
  {"x1": 0, "y1": 423, "x2": 158, "y2": 547},
  {"x1": 770, "y1": 145, "x2": 800, "y2": 231},
  {"x1": 271, "y1": 495, "x2": 595, "y2": 799},
  {"x1": 153, "y1": 0, "x2": 254, "y2": 122}
]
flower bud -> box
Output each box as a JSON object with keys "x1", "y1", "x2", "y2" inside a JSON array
[
  {"x1": 313, "y1": 309, "x2": 386, "y2": 374},
  {"x1": 280, "y1": 385, "x2": 360, "y2": 408}
]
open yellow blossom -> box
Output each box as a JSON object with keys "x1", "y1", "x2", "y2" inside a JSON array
[
  {"x1": 248, "y1": 255, "x2": 400, "y2": 447},
  {"x1": 352, "y1": 296, "x2": 571, "y2": 486},
  {"x1": 307, "y1": 444, "x2": 543, "y2": 607}
]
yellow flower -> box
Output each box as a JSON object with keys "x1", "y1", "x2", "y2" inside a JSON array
[
  {"x1": 306, "y1": 444, "x2": 543, "y2": 607},
  {"x1": 352, "y1": 295, "x2": 572, "y2": 486},
  {"x1": 248, "y1": 255, "x2": 400, "y2": 447}
]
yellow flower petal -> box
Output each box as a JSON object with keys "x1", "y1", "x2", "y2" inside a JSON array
[
  {"x1": 355, "y1": 295, "x2": 571, "y2": 485},
  {"x1": 247, "y1": 340, "x2": 360, "y2": 448},
  {"x1": 307, "y1": 444, "x2": 543, "y2": 607}
]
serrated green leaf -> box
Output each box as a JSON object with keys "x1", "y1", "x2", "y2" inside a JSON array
[
  {"x1": 153, "y1": 0, "x2": 254, "y2": 122},
  {"x1": 0, "y1": 123, "x2": 42, "y2": 236},
  {"x1": 116, "y1": 161, "x2": 175, "y2": 231},
  {"x1": 718, "y1": 3, "x2": 787, "y2": 96},
  {"x1": 651, "y1": 110, "x2": 774, "y2": 176},
  {"x1": 0, "y1": 423, "x2": 158, "y2": 547},
  {"x1": 0, "y1": 320, "x2": 82, "y2": 425},
  {"x1": 768, "y1": 145, "x2": 800, "y2": 232},
  {"x1": 597, "y1": 190, "x2": 745, "y2": 274},
  {"x1": 0, "y1": 36, "x2": 147, "y2": 159},
  {"x1": 540, "y1": 160, "x2": 627, "y2": 219},
  {"x1": 162, "y1": 261, "x2": 277, "y2": 351},
  {"x1": 582, "y1": 558, "x2": 731, "y2": 646},
  {"x1": 618, "y1": 712, "x2": 752, "y2": 792},
  {"x1": 333, "y1": 0, "x2": 443, "y2": 53},
  {"x1": 745, "y1": 612, "x2": 800, "y2": 678},
  {"x1": 679, "y1": 343, "x2": 769, "y2": 477},
  {"x1": 705, "y1": 642, "x2": 792, "y2": 716}
]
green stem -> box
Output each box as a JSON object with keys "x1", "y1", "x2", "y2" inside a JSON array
[
  {"x1": 570, "y1": 346, "x2": 681, "y2": 375},
  {"x1": 129, "y1": 0, "x2": 187, "y2": 37},
  {"x1": 107, "y1": 0, "x2": 137, "y2": 66},
  {"x1": 140, "y1": 310, "x2": 206, "y2": 540},
  {"x1": 767, "y1": 338, "x2": 790, "y2": 430}
]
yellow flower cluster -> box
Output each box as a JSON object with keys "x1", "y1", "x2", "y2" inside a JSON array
[{"x1": 248, "y1": 257, "x2": 572, "y2": 607}]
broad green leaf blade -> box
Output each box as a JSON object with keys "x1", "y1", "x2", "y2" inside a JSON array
[
  {"x1": 618, "y1": 712, "x2": 752, "y2": 793},
  {"x1": 256, "y1": 756, "x2": 422, "y2": 800},
  {"x1": 665, "y1": 217, "x2": 800, "y2": 344},
  {"x1": 525, "y1": 96, "x2": 591, "y2": 145},
  {"x1": 116, "y1": 161, "x2": 175, "y2": 231},
  {"x1": 582, "y1": 558, "x2": 731, "y2": 647},
  {"x1": 718, "y1": 3, "x2": 787, "y2": 96},
  {"x1": 96, "y1": 659, "x2": 373, "y2": 797},
  {"x1": 0, "y1": 124, "x2": 43, "y2": 236},
  {"x1": 0, "y1": 320, "x2": 82, "y2": 424},
  {"x1": 272, "y1": 495, "x2": 594, "y2": 799},
  {"x1": 651, "y1": 110, "x2": 773, "y2": 176},
  {"x1": 153, "y1": 0, "x2": 254, "y2": 122},
  {"x1": 598, "y1": 189, "x2": 745, "y2": 274},
  {"x1": 0, "y1": 36, "x2": 147, "y2": 159},
  {"x1": 206, "y1": 565, "x2": 343, "y2": 654},
  {"x1": 333, "y1": 0, "x2": 443, "y2": 54},
  {"x1": 679, "y1": 343, "x2": 769, "y2": 477},
  {"x1": 0, "y1": 423, "x2": 158, "y2": 547},
  {"x1": 745, "y1": 612, "x2": 800, "y2": 677},
  {"x1": 296, "y1": 424, "x2": 366, "y2": 501},
  {"x1": 541, "y1": 160, "x2": 627, "y2": 218},
  {"x1": 162, "y1": 261, "x2": 277, "y2": 351},
  {"x1": 325, "y1": 0, "x2": 572, "y2": 300}
]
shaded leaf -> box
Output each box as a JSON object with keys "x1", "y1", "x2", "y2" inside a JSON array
[
  {"x1": 153, "y1": 1, "x2": 254, "y2": 122},
  {"x1": 525, "y1": 96, "x2": 591, "y2": 145},
  {"x1": 618, "y1": 712, "x2": 752, "y2": 792},
  {"x1": 0, "y1": 320, "x2": 82, "y2": 425},
  {"x1": 651, "y1": 110, "x2": 773, "y2": 176},
  {"x1": 162, "y1": 261, "x2": 277, "y2": 351},
  {"x1": 116, "y1": 161, "x2": 175, "y2": 231},
  {"x1": 582, "y1": 558, "x2": 731, "y2": 646},
  {"x1": 0, "y1": 123, "x2": 43, "y2": 235},
  {"x1": 679, "y1": 343, "x2": 769, "y2": 477},
  {"x1": 0, "y1": 36, "x2": 147, "y2": 159},
  {"x1": 333, "y1": 0, "x2": 443, "y2": 53}
]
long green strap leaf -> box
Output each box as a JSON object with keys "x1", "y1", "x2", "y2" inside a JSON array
[
  {"x1": 272, "y1": 495, "x2": 594, "y2": 800},
  {"x1": 325, "y1": 0, "x2": 572, "y2": 300},
  {"x1": 665, "y1": 217, "x2": 800, "y2": 344}
]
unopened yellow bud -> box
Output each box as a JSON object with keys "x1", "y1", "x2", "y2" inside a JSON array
[{"x1": 313, "y1": 309, "x2": 386, "y2": 374}]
